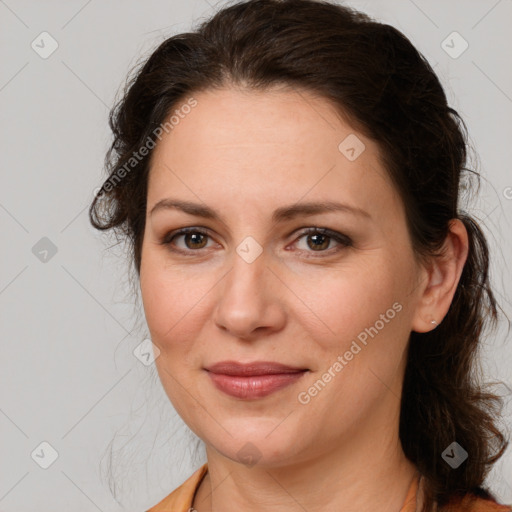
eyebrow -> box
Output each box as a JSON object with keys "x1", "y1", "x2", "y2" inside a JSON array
[{"x1": 150, "y1": 198, "x2": 372, "y2": 223}]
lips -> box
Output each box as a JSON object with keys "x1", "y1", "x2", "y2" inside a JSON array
[
  {"x1": 205, "y1": 361, "x2": 307, "y2": 376},
  {"x1": 204, "y1": 361, "x2": 308, "y2": 399}
]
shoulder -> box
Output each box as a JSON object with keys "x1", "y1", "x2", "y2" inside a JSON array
[
  {"x1": 146, "y1": 463, "x2": 208, "y2": 512},
  {"x1": 441, "y1": 493, "x2": 512, "y2": 512}
]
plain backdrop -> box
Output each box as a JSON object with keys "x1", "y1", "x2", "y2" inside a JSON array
[{"x1": 1, "y1": 0, "x2": 511, "y2": 510}]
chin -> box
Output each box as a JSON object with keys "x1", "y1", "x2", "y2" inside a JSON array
[{"x1": 205, "y1": 418, "x2": 305, "y2": 468}]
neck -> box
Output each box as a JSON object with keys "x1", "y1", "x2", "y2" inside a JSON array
[{"x1": 193, "y1": 424, "x2": 420, "y2": 512}]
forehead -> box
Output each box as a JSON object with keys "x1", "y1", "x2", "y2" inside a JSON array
[
  {"x1": 152, "y1": 85, "x2": 366, "y2": 160},
  {"x1": 147, "y1": 86, "x2": 398, "y2": 221}
]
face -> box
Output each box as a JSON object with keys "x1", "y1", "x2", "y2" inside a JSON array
[{"x1": 139, "y1": 85, "x2": 427, "y2": 468}]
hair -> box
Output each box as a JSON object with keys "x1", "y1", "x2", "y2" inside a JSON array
[{"x1": 89, "y1": 0, "x2": 510, "y2": 510}]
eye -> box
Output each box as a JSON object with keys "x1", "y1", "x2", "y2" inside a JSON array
[
  {"x1": 160, "y1": 227, "x2": 215, "y2": 255},
  {"x1": 291, "y1": 227, "x2": 352, "y2": 256},
  {"x1": 160, "y1": 226, "x2": 352, "y2": 257}
]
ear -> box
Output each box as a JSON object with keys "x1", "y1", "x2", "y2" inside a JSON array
[{"x1": 411, "y1": 219, "x2": 469, "y2": 333}]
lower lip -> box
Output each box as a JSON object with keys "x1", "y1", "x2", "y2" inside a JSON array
[{"x1": 206, "y1": 371, "x2": 307, "y2": 399}]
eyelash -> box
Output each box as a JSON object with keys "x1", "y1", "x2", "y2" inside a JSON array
[{"x1": 160, "y1": 226, "x2": 352, "y2": 257}]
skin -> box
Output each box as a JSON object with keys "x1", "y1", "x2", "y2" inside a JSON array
[{"x1": 139, "y1": 85, "x2": 468, "y2": 512}]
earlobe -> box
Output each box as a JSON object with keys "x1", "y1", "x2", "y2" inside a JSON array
[{"x1": 410, "y1": 219, "x2": 469, "y2": 333}]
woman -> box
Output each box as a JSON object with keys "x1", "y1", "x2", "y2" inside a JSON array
[{"x1": 89, "y1": 0, "x2": 511, "y2": 510}]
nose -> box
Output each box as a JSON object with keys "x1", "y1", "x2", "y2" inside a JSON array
[{"x1": 212, "y1": 246, "x2": 287, "y2": 340}]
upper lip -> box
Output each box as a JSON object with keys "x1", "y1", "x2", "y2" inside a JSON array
[{"x1": 205, "y1": 361, "x2": 307, "y2": 376}]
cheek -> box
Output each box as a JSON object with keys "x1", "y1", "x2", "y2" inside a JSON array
[
  {"x1": 139, "y1": 252, "x2": 206, "y2": 343},
  {"x1": 140, "y1": 250, "x2": 186, "y2": 345},
  {"x1": 140, "y1": 264, "x2": 169, "y2": 340},
  {"x1": 294, "y1": 259, "x2": 402, "y2": 354}
]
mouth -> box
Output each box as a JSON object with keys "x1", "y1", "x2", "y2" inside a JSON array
[{"x1": 204, "y1": 361, "x2": 308, "y2": 399}]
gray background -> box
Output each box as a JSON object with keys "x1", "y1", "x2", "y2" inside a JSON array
[{"x1": 1, "y1": 0, "x2": 511, "y2": 510}]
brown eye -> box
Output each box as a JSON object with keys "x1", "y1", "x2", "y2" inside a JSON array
[
  {"x1": 293, "y1": 227, "x2": 352, "y2": 255},
  {"x1": 161, "y1": 228, "x2": 214, "y2": 254},
  {"x1": 306, "y1": 233, "x2": 331, "y2": 251},
  {"x1": 181, "y1": 232, "x2": 208, "y2": 249}
]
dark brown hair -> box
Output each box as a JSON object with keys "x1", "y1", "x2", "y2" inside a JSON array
[{"x1": 89, "y1": 0, "x2": 509, "y2": 509}]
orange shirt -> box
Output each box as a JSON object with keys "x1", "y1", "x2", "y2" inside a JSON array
[{"x1": 146, "y1": 463, "x2": 512, "y2": 512}]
